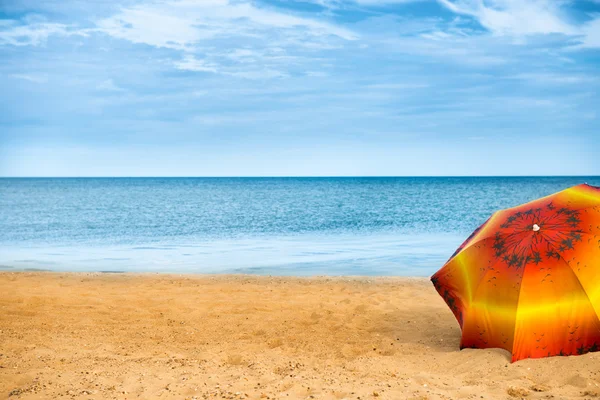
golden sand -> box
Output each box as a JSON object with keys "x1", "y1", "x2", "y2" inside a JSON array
[{"x1": 1, "y1": 272, "x2": 598, "y2": 399}]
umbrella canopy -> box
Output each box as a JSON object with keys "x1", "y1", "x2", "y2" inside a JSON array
[{"x1": 431, "y1": 183, "x2": 600, "y2": 362}]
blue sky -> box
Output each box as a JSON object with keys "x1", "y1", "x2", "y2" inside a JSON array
[{"x1": 1, "y1": 0, "x2": 599, "y2": 176}]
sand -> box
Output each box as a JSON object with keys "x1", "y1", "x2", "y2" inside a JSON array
[{"x1": 1, "y1": 272, "x2": 599, "y2": 400}]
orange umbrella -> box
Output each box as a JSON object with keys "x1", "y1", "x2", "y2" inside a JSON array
[{"x1": 431, "y1": 183, "x2": 600, "y2": 362}]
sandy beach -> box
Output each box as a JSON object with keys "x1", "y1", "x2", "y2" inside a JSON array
[{"x1": 1, "y1": 272, "x2": 599, "y2": 400}]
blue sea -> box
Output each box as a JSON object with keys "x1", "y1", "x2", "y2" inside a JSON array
[{"x1": 1, "y1": 177, "x2": 598, "y2": 276}]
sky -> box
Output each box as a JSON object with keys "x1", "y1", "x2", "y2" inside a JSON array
[{"x1": 0, "y1": 0, "x2": 599, "y2": 177}]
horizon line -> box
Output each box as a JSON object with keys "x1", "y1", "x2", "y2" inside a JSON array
[{"x1": 0, "y1": 175, "x2": 598, "y2": 179}]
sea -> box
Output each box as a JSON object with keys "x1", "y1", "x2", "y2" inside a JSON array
[{"x1": 1, "y1": 177, "x2": 598, "y2": 276}]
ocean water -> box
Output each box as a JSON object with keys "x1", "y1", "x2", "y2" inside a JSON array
[{"x1": 1, "y1": 177, "x2": 598, "y2": 276}]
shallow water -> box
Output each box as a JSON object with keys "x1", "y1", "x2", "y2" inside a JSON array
[{"x1": 1, "y1": 177, "x2": 598, "y2": 275}]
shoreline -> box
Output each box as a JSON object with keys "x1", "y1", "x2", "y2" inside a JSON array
[
  {"x1": 0, "y1": 270, "x2": 433, "y2": 279},
  {"x1": 1, "y1": 272, "x2": 598, "y2": 399}
]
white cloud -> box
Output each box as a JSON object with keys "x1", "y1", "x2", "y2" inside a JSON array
[
  {"x1": 96, "y1": 0, "x2": 357, "y2": 52},
  {"x1": 327, "y1": 0, "x2": 600, "y2": 49},
  {"x1": 91, "y1": 0, "x2": 357, "y2": 80},
  {"x1": 578, "y1": 16, "x2": 600, "y2": 48},
  {"x1": 174, "y1": 56, "x2": 219, "y2": 73},
  {"x1": 97, "y1": 8, "x2": 204, "y2": 50},
  {"x1": 174, "y1": 54, "x2": 289, "y2": 79},
  {"x1": 430, "y1": 1, "x2": 600, "y2": 48},
  {"x1": 437, "y1": 0, "x2": 576, "y2": 36},
  {"x1": 0, "y1": 20, "x2": 87, "y2": 46}
]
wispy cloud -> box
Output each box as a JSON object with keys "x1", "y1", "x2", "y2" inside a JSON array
[
  {"x1": 10, "y1": 73, "x2": 48, "y2": 83},
  {"x1": 174, "y1": 56, "x2": 219, "y2": 73},
  {"x1": 577, "y1": 16, "x2": 600, "y2": 48},
  {"x1": 438, "y1": 0, "x2": 575, "y2": 36},
  {"x1": 227, "y1": 69, "x2": 288, "y2": 80},
  {"x1": 0, "y1": 20, "x2": 87, "y2": 46},
  {"x1": 95, "y1": 0, "x2": 357, "y2": 51},
  {"x1": 507, "y1": 72, "x2": 597, "y2": 85},
  {"x1": 87, "y1": 0, "x2": 360, "y2": 80},
  {"x1": 174, "y1": 54, "x2": 289, "y2": 79},
  {"x1": 96, "y1": 79, "x2": 126, "y2": 92},
  {"x1": 436, "y1": 0, "x2": 600, "y2": 48}
]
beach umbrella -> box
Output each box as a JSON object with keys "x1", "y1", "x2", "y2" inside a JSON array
[{"x1": 431, "y1": 183, "x2": 600, "y2": 362}]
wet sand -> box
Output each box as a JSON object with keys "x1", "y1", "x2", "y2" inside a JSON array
[{"x1": 0, "y1": 272, "x2": 599, "y2": 399}]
